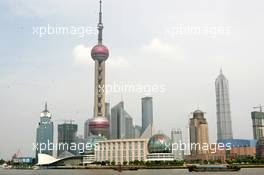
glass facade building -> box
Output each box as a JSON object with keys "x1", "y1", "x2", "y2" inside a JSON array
[
  {"x1": 251, "y1": 111, "x2": 264, "y2": 140},
  {"x1": 171, "y1": 128, "x2": 184, "y2": 160},
  {"x1": 36, "y1": 103, "x2": 54, "y2": 157},
  {"x1": 110, "y1": 101, "x2": 134, "y2": 139},
  {"x1": 215, "y1": 70, "x2": 233, "y2": 141},
  {"x1": 57, "y1": 122, "x2": 78, "y2": 156},
  {"x1": 141, "y1": 97, "x2": 153, "y2": 136}
]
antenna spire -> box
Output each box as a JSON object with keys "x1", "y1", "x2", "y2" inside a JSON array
[
  {"x1": 97, "y1": 0, "x2": 103, "y2": 44},
  {"x1": 45, "y1": 102, "x2": 47, "y2": 111}
]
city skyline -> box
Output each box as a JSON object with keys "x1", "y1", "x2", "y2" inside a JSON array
[{"x1": 1, "y1": 0, "x2": 264, "y2": 160}]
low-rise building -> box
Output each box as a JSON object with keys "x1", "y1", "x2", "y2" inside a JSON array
[{"x1": 95, "y1": 138, "x2": 148, "y2": 163}]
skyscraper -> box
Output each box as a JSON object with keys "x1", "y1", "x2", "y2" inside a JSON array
[
  {"x1": 124, "y1": 111, "x2": 134, "y2": 138},
  {"x1": 110, "y1": 101, "x2": 124, "y2": 139},
  {"x1": 36, "y1": 102, "x2": 54, "y2": 157},
  {"x1": 134, "y1": 125, "x2": 142, "y2": 138},
  {"x1": 251, "y1": 106, "x2": 264, "y2": 140},
  {"x1": 84, "y1": 119, "x2": 92, "y2": 139},
  {"x1": 141, "y1": 97, "x2": 153, "y2": 137},
  {"x1": 256, "y1": 138, "x2": 264, "y2": 159},
  {"x1": 110, "y1": 101, "x2": 134, "y2": 139},
  {"x1": 57, "y1": 122, "x2": 78, "y2": 156},
  {"x1": 189, "y1": 110, "x2": 209, "y2": 156},
  {"x1": 105, "y1": 102, "x2": 111, "y2": 122},
  {"x1": 171, "y1": 128, "x2": 184, "y2": 160},
  {"x1": 88, "y1": 0, "x2": 110, "y2": 137},
  {"x1": 105, "y1": 102, "x2": 111, "y2": 139},
  {"x1": 215, "y1": 69, "x2": 233, "y2": 141}
]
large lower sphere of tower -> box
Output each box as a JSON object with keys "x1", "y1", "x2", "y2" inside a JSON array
[
  {"x1": 91, "y1": 44, "x2": 109, "y2": 62},
  {"x1": 89, "y1": 117, "x2": 109, "y2": 137}
]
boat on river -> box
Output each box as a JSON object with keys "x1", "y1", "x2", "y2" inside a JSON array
[{"x1": 188, "y1": 164, "x2": 241, "y2": 172}]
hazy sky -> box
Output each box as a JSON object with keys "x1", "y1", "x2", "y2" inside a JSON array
[{"x1": 1, "y1": 0, "x2": 264, "y2": 159}]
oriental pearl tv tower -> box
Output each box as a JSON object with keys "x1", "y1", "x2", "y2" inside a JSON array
[{"x1": 88, "y1": 0, "x2": 109, "y2": 137}]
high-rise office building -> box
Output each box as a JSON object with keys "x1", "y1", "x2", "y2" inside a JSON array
[
  {"x1": 110, "y1": 101, "x2": 124, "y2": 139},
  {"x1": 134, "y1": 125, "x2": 142, "y2": 138},
  {"x1": 215, "y1": 69, "x2": 233, "y2": 141},
  {"x1": 36, "y1": 102, "x2": 54, "y2": 157},
  {"x1": 105, "y1": 102, "x2": 111, "y2": 139},
  {"x1": 171, "y1": 128, "x2": 184, "y2": 160},
  {"x1": 251, "y1": 108, "x2": 264, "y2": 140},
  {"x1": 84, "y1": 119, "x2": 91, "y2": 139},
  {"x1": 57, "y1": 122, "x2": 78, "y2": 156},
  {"x1": 141, "y1": 97, "x2": 153, "y2": 137},
  {"x1": 88, "y1": 0, "x2": 110, "y2": 138},
  {"x1": 124, "y1": 111, "x2": 134, "y2": 138},
  {"x1": 110, "y1": 101, "x2": 134, "y2": 139},
  {"x1": 256, "y1": 137, "x2": 264, "y2": 159},
  {"x1": 189, "y1": 110, "x2": 209, "y2": 156},
  {"x1": 105, "y1": 102, "x2": 111, "y2": 121},
  {"x1": 74, "y1": 134, "x2": 84, "y2": 155}
]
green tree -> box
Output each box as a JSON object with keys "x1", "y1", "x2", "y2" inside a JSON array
[
  {"x1": 133, "y1": 160, "x2": 140, "y2": 165},
  {"x1": 145, "y1": 161, "x2": 151, "y2": 166},
  {"x1": 0, "y1": 159, "x2": 5, "y2": 165},
  {"x1": 105, "y1": 160, "x2": 110, "y2": 165},
  {"x1": 139, "y1": 160, "x2": 145, "y2": 166},
  {"x1": 111, "y1": 161, "x2": 116, "y2": 166},
  {"x1": 123, "y1": 161, "x2": 128, "y2": 165}
]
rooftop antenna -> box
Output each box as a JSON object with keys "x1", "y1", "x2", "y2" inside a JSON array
[
  {"x1": 121, "y1": 93, "x2": 123, "y2": 102},
  {"x1": 45, "y1": 101, "x2": 48, "y2": 111},
  {"x1": 97, "y1": 0, "x2": 103, "y2": 44}
]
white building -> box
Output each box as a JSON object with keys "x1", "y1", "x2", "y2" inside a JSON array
[
  {"x1": 95, "y1": 138, "x2": 148, "y2": 163},
  {"x1": 171, "y1": 128, "x2": 184, "y2": 160},
  {"x1": 147, "y1": 153, "x2": 174, "y2": 161}
]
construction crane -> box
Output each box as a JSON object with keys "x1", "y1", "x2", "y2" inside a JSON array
[
  {"x1": 11, "y1": 150, "x2": 21, "y2": 161},
  {"x1": 253, "y1": 105, "x2": 264, "y2": 112}
]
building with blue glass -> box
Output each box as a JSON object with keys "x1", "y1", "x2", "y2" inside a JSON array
[
  {"x1": 141, "y1": 97, "x2": 153, "y2": 137},
  {"x1": 217, "y1": 139, "x2": 257, "y2": 147},
  {"x1": 36, "y1": 102, "x2": 54, "y2": 157}
]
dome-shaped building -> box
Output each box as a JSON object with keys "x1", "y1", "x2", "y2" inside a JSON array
[
  {"x1": 148, "y1": 133, "x2": 172, "y2": 153},
  {"x1": 147, "y1": 132, "x2": 174, "y2": 161}
]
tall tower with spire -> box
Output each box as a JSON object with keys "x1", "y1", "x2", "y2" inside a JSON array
[
  {"x1": 36, "y1": 102, "x2": 54, "y2": 157},
  {"x1": 88, "y1": 0, "x2": 110, "y2": 137},
  {"x1": 215, "y1": 69, "x2": 233, "y2": 141}
]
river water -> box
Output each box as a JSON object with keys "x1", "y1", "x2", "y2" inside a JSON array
[{"x1": 0, "y1": 169, "x2": 263, "y2": 175}]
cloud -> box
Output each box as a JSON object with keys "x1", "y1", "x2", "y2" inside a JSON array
[
  {"x1": 73, "y1": 45, "x2": 91, "y2": 65},
  {"x1": 3, "y1": 0, "x2": 92, "y2": 18},
  {"x1": 108, "y1": 56, "x2": 129, "y2": 69},
  {"x1": 140, "y1": 38, "x2": 185, "y2": 62}
]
